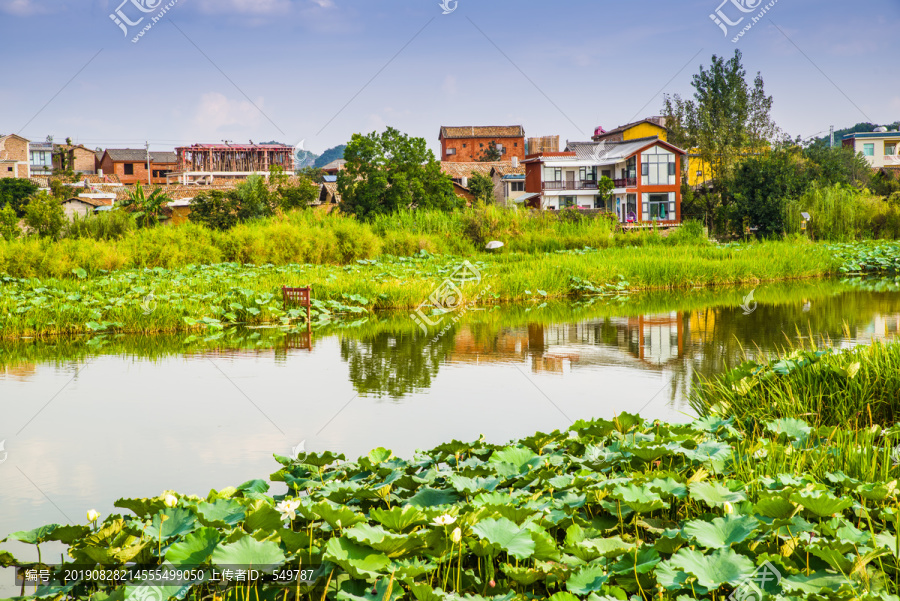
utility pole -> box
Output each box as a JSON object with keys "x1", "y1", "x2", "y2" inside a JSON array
[
  {"x1": 829, "y1": 126, "x2": 835, "y2": 149},
  {"x1": 146, "y1": 141, "x2": 151, "y2": 186}
]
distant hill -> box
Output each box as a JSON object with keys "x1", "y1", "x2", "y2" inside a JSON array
[
  {"x1": 314, "y1": 145, "x2": 346, "y2": 168},
  {"x1": 809, "y1": 122, "x2": 900, "y2": 149},
  {"x1": 295, "y1": 149, "x2": 318, "y2": 169}
]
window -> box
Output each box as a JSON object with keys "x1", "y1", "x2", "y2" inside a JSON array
[
  {"x1": 124, "y1": 163, "x2": 135, "y2": 175},
  {"x1": 511, "y1": 181, "x2": 525, "y2": 192},
  {"x1": 580, "y1": 167, "x2": 596, "y2": 182},
  {"x1": 6, "y1": 167, "x2": 11, "y2": 172},
  {"x1": 480, "y1": 143, "x2": 484, "y2": 148},
  {"x1": 514, "y1": 142, "x2": 518, "y2": 147},
  {"x1": 887, "y1": 144, "x2": 897, "y2": 156},
  {"x1": 561, "y1": 196, "x2": 576, "y2": 208},
  {"x1": 863, "y1": 143, "x2": 875, "y2": 157},
  {"x1": 646, "y1": 193, "x2": 670, "y2": 221},
  {"x1": 601, "y1": 169, "x2": 611, "y2": 179},
  {"x1": 446, "y1": 148, "x2": 456, "y2": 156},
  {"x1": 462, "y1": 144, "x2": 466, "y2": 148},
  {"x1": 640, "y1": 149, "x2": 676, "y2": 185}
]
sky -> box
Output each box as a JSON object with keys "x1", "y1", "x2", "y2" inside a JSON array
[{"x1": 0, "y1": 0, "x2": 897, "y2": 158}]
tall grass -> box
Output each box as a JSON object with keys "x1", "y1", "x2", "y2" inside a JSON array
[
  {"x1": 784, "y1": 183, "x2": 900, "y2": 241},
  {"x1": 690, "y1": 336, "x2": 900, "y2": 429}
]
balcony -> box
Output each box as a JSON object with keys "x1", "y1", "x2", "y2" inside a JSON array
[
  {"x1": 612, "y1": 177, "x2": 637, "y2": 188},
  {"x1": 884, "y1": 155, "x2": 900, "y2": 165},
  {"x1": 543, "y1": 179, "x2": 598, "y2": 191}
]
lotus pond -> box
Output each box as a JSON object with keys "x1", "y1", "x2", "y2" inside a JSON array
[{"x1": 2, "y1": 276, "x2": 900, "y2": 600}]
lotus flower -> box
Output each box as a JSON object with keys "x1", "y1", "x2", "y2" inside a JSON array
[
  {"x1": 276, "y1": 499, "x2": 302, "y2": 521},
  {"x1": 163, "y1": 493, "x2": 178, "y2": 508},
  {"x1": 451, "y1": 527, "x2": 462, "y2": 543},
  {"x1": 723, "y1": 502, "x2": 734, "y2": 515},
  {"x1": 433, "y1": 514, "x2": 456, "y2": 526},
  {"x1": 87, "y1": 509, "x2": 100, "y2": 523}
]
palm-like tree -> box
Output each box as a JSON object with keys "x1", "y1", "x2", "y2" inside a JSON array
[{"x1": 121, "y1": 183, "x2": 172, "y2": 228}]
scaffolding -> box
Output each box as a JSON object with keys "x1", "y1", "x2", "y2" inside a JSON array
[{"x1": 175, "y1": 143, "x2": 295, "y2": 173}]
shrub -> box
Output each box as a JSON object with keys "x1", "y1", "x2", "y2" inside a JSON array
[{"x1": 23, "y1": 191, "x2": 66, "y2": 239}]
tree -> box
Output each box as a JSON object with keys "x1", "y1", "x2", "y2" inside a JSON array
[
  {"x1": 23, "y1": 191, "x2": 65, "y2": 239},
  {"x1": 276, "y1": 177, "x2": 319, "y2": 210},
  {"x1": 662, "y1": 50, "x2": 780, "y2": 232},
  {"x1": 804, "y1": 145, "x2": 871, "y2": 189},
  {"x1": 120, "y1": 183, "x2": 172, "y2": 228},
  {"x1": 0, "y1": 203, "x2": 19, "y2": 241},
  {"x1": 188, "y1": 190, "x2": 241, "y2": 231},
  {"x1": 338, "y1": 127, "x2": 461, "y2": 219},
  {"x1": 468, "y1": 173, "x2": 495, "y2": 205},
  {"x1": 597, "y1": 176, "x2": 615, "y2": 207},
  {"x1": 729, "y1": 147, "x2": 812, "y2": 237},
  {"x1": 477, "y1": 141, "x2": 502, "y2": 162},
  {"x1": 0, "y1": 179, "x2": 39, "y2": 216}
]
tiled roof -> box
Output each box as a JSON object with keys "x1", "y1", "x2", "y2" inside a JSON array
[
  {"x1": 440, "y1": 161, "x2": 510, "y2": 179},
  {"x1": 320, "y1": 159, "x2": 346, "y2": 171},
  {"x1": 593, "y1": 119, "x2": 667, "y2": 140},
  {"x1": 104, "y1": 149, "x2": 178, "y2": 163},
  {"x1": 318, "y1": 182, "x2": 341, "y2": 205},
  {"x1": 440, "y1": 126, "x2": 525, "y2": 139},
  {"x1": 63, "y1": 197, "x2": 106, "y2": 207},
  {"x1": 490, "y1": 163, "x2": 525, "y2": 177}
]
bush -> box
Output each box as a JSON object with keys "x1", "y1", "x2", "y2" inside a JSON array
[
  {"x1": 66, "y1": 210, "x2": 135, "y2": 241},
  {"x1": 0, "y1": 203, "x2": 19, "y2": 241},
  {"x1": 23, "y1": 191, "x2": 66, "y2": 239}
]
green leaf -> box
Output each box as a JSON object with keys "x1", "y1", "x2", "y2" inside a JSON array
[
  {"x1": 566, "y1": 564, "x2": 608, "y2": 595},
  {"x1": 370, "y1": 505, "x2": 426, "y2": 533},
  {"x1": 406, "y1": 487, "x2": 459, "y2": 508},
  {"x1": 8, "y1": 525, "x2": 59, "y2": 544},
  {"x1": 765, "y1": 418, "x2": 812, "y2": 443},
  {"x1": 789, "y1": 491, "x2": 853, "y2": 517},
  {"x1": 145, "y1": 508, "x2": 198, "y2": 540},
  {"x1": 609, "y1": 483, "x2": 665, "y2": 513},
  {"x1": 324, "y1": 536, "x2": 391, "y2": 579},
  {"x1": 668, "y1": 547, "x2": 755, "y2": 589},
  {"x1": 211, "y1": 535, "x2": 287, "y2": 572},
  {"x1": 683, "y1": 515, "x2": 759, "y2": 548},
  {"x1": 780, "y1": 570, "x2": 855, "y2": 595},
  {"x1": 689, "y1": 481, "x2": 747, "y2": 508},
  {"x1": 471, "y1": 517, "x2": 536, "y2": 560},
  {"x1": 196, "y1": 499, "x2": 246, "y2": 527},
  {"x1": 166, "y1": 527, "x2": 221, "y2": 565}
]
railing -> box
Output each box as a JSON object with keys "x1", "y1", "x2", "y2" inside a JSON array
[
  {"x1": 612, "y1": 177, "x2": 637, "y2": 188},
  {"x1": 884, "y1": 155, "x2": 900, "y2": 165},
  {"x1": 542, "y1": 180, "x2": 598, "y2": 191}
]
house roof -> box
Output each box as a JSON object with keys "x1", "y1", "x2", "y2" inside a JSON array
[
  {"x1": 320, "y1": 159, "x2": 346, "y2": 172},
  {"x1": 318, "y1": 181, "x2": 341, "y2": 204},
  {"x1": 62, "y1": 196, "x2": 106, "y2": 207},
  {"x1": 441, "y1": 161, "x2": 511, "y2": 179},
  {"x1": 563, "y1": 137, "x2": 687, "y2": 163},
  {"x1": 844, "y1": 131, "x2": 900, "y2": 140},
  {"x1": 0, "y1": 134, "x2": 31, "y2": 144},
  {"x1": 440, "y1": 126, "x2": 525, "y2": 139},
  {"x1": 490, "y1": 163, "x2": 525, "y2": 177},
  {"x1": 592, "y1": 118, "x2": 667, "y2": 141},
  {"x1": 103, "y1": 149, "x2": 178, "y2": 163}
]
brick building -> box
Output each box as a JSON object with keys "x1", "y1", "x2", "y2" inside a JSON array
[
  {"x1": 439, "y1": 126, "x2": 525, "y2": 163},
  {"x1": 56, "y1": 144, "x2": 98, "y2": 175},
  {"x1": 0, "y1": 134, "x2": 30, "y2": 179},
  {"x1": 97, "y1": 149, "x2": 178, "y2": 185}
]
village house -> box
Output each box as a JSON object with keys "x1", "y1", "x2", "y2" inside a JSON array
[
  {"x1": 490, "y1": 161, "x2": 527, "y2": 206},
  {"x1": 55, "y1": 144, "x2": 98, "y2": 175},
  {"x1": 169, "y1": 143, "x2": 295, "y2": 185},
  {"x1": 0, "y1": 134, "x2": 30, "y2": 179},
  {"x1": 29, "y1": 141, "x2": 54, "y2": 175},
  {"x1": 591, "y1": 117, "x2": 668, "y2": 144},
  {"x1": 522, "y1": 136, "x2": 686, "y2": 223},
  {"x1": 98, "y1": 149, "x2": 178, "y2": 185},
  {"x1": 320, "y1": 159, "x2": 346, "y2": 176},
  {"x1": 844, "y1": 127, "x2": 900, "y2": 169},
  {"x1": 439, "y1": 126, "x2": 526, "y2": 163},
  {"x1": 60, "y1": 197, "x2": 107, "y2": 219}
]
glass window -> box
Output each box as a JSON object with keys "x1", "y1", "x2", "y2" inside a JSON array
[
  {"x1": 863, "y1": 143, "x2": 875, "y2": 157},
  {"x1": 124, "y1": 163, "x2": 135, "y2": 175},
  {"x1": 446, "y1": 148, "x2": 456, "y2": 156},
  {"x1": 887, "y1": 144, "x2": 897, "y2": 156},
  {"x1": 511, "y1": 181, "x2": 524, "y2": 192}
]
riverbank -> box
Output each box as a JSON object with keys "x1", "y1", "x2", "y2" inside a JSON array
[{"x1": 0, "y1": 242, "x2": 843, "y2": 339}]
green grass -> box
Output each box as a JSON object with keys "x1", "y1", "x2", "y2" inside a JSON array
[
  {"x1": 690, "y1": 339, "x2": 900, "y2": 430},
  {"x1": 0, "y1": 243, "x2": 842, "y2": 339}
]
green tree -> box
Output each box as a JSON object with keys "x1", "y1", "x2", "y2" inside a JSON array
[
  {"x1": 313, "y1": 144, "x2": 347, "y2": 169},
  {"x1": 597, "y1": 176, "x2": 615, "y2": 208},
  {"x1": 477, "y1": 141, "x2": 503, "y2": 162},
  {"x1": 338, "y1": 127, "x2": 460, "y2": 219},
  {"x1": 804, "y1": 145, "x2": 871, "y2": 188},
  {"x1": 120, "y1": 183, "x2": 172, "y2": 228},
  {"x1": 23, "y1": 191, "x2": 66, "y2": 239},
  {"x1": 662, "y1": 50, "x2": 780, "y2": 232},
  {"x1": 232, "y1": 174, "x2": 273, "y2": 221},
  {"x1": 188, "y1": 190, "x2": 241, "y2": 231},
  {"x1": 0, "y1": 203, "x2": 19, "y2": 241},
  {"x1": 276, "y1": 177, "x2": 319, "y2": 211},
  {"x1": 0, "y1": 179, "x2": 39, "y2": 216},
  {"x1": 468, "y1": 172, "x2": 495, "y2": 205},
  {"x1": 729, "y1": 147, "x2": 812, "y2": 237}
]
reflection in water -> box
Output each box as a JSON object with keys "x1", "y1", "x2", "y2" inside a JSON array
[{"x1": 333, "y1": 288, "x2": 900, "y2": 401}]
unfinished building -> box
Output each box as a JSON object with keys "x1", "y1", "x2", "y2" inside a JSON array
[{"x1": 169, "y1": 143, "x2": 295, "y2": 185}]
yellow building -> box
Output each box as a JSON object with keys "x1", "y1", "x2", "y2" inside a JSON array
[{"x1": 592, "y1": 118, "x2": 668, "y2": 144}]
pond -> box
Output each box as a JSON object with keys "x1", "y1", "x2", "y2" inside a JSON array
[{"x1": 1, "y1": 277, "x2": 899, "y2": 592}]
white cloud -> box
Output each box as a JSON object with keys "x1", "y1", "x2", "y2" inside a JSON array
[
  {"x1": 192, "y1": 92, "x2": 265, "y2": 136},
  {"x1": 0, "y1": 0, "x2": 46, "y2": 16}
]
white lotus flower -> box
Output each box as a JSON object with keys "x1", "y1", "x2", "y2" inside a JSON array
[
  {"x1": 451, "y1": 527, "x2": 462, "y2": 543},
  {"x1": 723, "y1": 502, "x2": 734, "y2": 515},
  {"x1": 433, "y1": 514, "x2": 456, "y2": 527},
  {"x1": 276, "y1": 499, "x2": 302, "y2": 521},
  {"x1": 87, "y1": 509, "x2": 100, "y2": 523},
  {"x1": 163, "y1": 494, "x2": 178, "y2": 508}
]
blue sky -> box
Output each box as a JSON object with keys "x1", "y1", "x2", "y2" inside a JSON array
[{"x1": 1, "y1": 0, "x2": 897, "y2": 157}]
